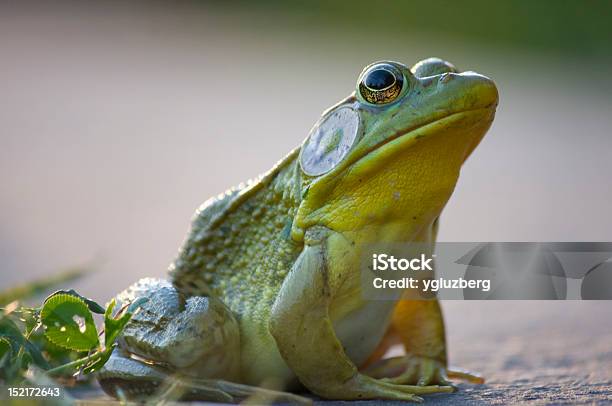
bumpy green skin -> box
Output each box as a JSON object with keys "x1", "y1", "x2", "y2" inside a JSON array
[
  {"x1": 98, "y1": 58, "x2": 498, "y2": 402},
  {"x1": 172, "y1": 154, "x2": 302, "y2": 319}
]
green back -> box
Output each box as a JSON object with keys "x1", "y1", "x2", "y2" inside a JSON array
[{"x1": 170, "y1": 149, "x2": 303, "y2": 319}]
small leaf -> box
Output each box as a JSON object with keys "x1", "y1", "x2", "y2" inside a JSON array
[
  {"x1": 0, "y1": 317, "x2": 23, "y2": 353},
  {"x1": 41, "y1": 294, "x2": 99, "y2": 352},
  {"x1": 19, "y1": 349, "x2": 32, "y2": 371},
  {"x1": 0, "y1": 337, "x2": 12, "y2": 367},
  {"x1": 0, "y1": 317, "x2": 49, "y2": 369},
  {"x1": 22, "y1": 308, "x2": 40, "y2": 333},
  {"x1": 83, "y1": 346, "x2": 114, "y2": 374},
  {"x1": 104, "y1": 297, "x2": 147, "y2": 347},
  {"x1": 103, "y1": 299, "x2": 129, "y2": 347},
  {"x1": 45, "y1": 289, "x2": 105, "y2": 314}
]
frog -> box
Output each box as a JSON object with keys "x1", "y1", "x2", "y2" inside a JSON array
[{"x1": 97, "y1": 57, "x2": 498, "y2": 403}]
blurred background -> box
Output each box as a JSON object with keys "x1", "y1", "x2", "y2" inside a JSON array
[{"x1": 1, "y1": 1, "x2": 611, "y2": 401}]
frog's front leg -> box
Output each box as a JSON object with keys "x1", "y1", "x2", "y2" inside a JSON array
[
  {"x1": 97, "y1": 278, "x2": 242, "y2": 400},
  {"x1": 269, "y1": 229, "x2": 453, "y2": 402}
]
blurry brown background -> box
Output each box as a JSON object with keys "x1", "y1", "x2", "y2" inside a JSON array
[{"x1": 1, "y1": 2, "x2": 611, "y2": 402}]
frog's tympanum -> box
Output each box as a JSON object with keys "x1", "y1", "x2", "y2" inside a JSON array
[{"x1": 98, "y1": 58, "x2": 498, "y2": 402}]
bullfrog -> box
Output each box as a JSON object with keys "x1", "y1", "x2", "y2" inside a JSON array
[{"x1": 98, "y1": 57, "x2": 498, "y2": 402}]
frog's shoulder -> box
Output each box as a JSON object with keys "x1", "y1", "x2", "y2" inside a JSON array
[{"x1": 190, "y1": 186, "x2": 245, "y2": 234}]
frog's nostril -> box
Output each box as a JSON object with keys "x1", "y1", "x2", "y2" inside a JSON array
[
  {"x1": 438, "y1": 73, "x2": 453, "y2": 84},
  {"x1": 411, "y1": 57, "x2": 457, "y2": 78},
  {"x1": 446, "y1": 72, "x2": 498, "y2": 109}
]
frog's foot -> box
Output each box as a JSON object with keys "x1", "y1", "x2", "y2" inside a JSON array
[
  {"x1": 364, "y1": 355, "x2": 484, "y2": 387},
  {"x1": 327, "y1": 373, "x2": 454, "y2": 403},
  {"x1": 447, "y1": 367, "x2": 485, "y2": 384},
  {"x1": 98, "y1": 349, "x2": 235, "y2": 401},
  {"x1": 365, "y1": 355, "x2": 454, "y2": 387},
  {"x1": 98, "y1": 350, "x2": 312, "y2": 404},
  {"x1": 97, "y1": 278, "x2": 243, "y2": 401}
]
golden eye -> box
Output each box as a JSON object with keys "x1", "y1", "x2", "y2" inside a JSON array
[{"x1": 359, "y1": 64, "x2": 404, "y2": 104}]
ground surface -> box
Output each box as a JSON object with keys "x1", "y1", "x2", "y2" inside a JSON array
[
  {"x1": 71, "y1": 301, "x2": 611, "y2": 405},
  {"x1": 394, "y1": 301, "x2": 612, "y2": 405}
]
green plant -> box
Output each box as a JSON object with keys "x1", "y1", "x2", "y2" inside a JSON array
[{"x1": 0, "y1": 289, "x2": 146, "y2": 386}]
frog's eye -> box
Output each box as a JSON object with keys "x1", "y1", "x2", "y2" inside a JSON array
[
  {"x1": 358, "y1": 64, "x2": 404, "y2": 105},
  {"x1": 300, "y1": 106, "x2": 360, "y2": 176}
]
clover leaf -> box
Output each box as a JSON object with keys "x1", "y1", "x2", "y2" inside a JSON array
[{"x1": 40, "y1": 293, "x2": 99, "y2": 352}]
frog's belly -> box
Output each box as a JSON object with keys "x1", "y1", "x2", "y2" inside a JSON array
[{"x1": 333, "y1": 300, "x2": 398, "y2": 367}]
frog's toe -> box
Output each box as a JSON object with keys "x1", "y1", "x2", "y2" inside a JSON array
[
  {"x1": 98, "y1": 350, "x2": 240, "y2": 402},
  {"x1": 331, "y1": 373, "x2": 453, "y2": 402},
  {"x1": 150, "y1": 376, "x2": 237, "y2": 402},
  {"x1": 447, "y1": 367, "x2": 485, "y2": 384},
  {"x1": 415, "y1": 359, "x2": 436, "y2": 386},
  {"x1": 97, "y1": 348, "x2": 169, "y2": 400},
  {"x1": 432, "y1": 369, "x2": 456, "y2": 388},
  {"x1": 367, "y1": 355, "x2": 458, "y2": 389},
  {"x1": 415, "y1": 359, "x2": 457, "y2": 388},
  {"x1": 416, "y1": 363, "x2": 457, "y2": 388}
]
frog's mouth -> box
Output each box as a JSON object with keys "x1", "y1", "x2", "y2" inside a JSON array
[{"x1": 351, "y1": 106, "x2": 496, "y2": 172}]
